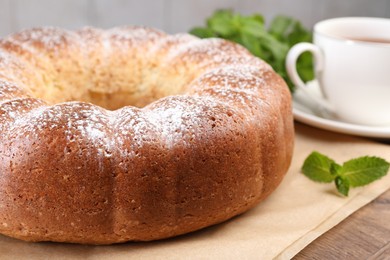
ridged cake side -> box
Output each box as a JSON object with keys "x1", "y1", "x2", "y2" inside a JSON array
[{"x1": 0, "y1": 26, "x2": 293, "y2": 244}]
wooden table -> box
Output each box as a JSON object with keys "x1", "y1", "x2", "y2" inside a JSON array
[{"x1": 295, "y1": 160, "x2": 390, "y2": 258}]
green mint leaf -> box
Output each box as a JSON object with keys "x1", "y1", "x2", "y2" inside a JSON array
[
  {"x1": 339, "y1": 156, "x2": 390, "y2": 187},
  {"x1": 228, "y1": 34, "x2": 245, "y2": 47},
  {"x1": 302, "y1": 151, "x2": 336, "y2": 183},
  {"x1": 240, "y1": 18, "x2": 267, "y2": 38},
  {"x1": 286, "y1": 22, "x2": 312, "y2": 46},
  {"x1": 252, "y1": 14, "x2": 265, "y2": 24},
  {"x1": 240, "y1": 31, "x2": 263, "y2": 58},
  {"x1": 296, "y1": 51, "x2": 314, "y2": 83},
  {"x1": 301, "y1": 151, "x2": 389, "y2": 197},
  {"x1": 269, "y1": 16, "x2": 295, "y2": 40},
  {"x1": 260, "y1": 36, "x2": 289, "y2": 62},
  {"x1": 268, "y1": 15, "x2": 313, "y2": 91},
  {"x1": 189, "y1": 27, "x2": 215, "y2": 38},
  {"x1": 330, "y1": 162, "x2": 342, "y2": 176},
  {"x1": 335, "y1": 176, "x2": 350, "y2": 196},
  {"x1": 206, "y1": 10, "x2": 237, "y2": 37},
  {"x1": 188, "y1": 9, "x2": 314, "y2": 92}
]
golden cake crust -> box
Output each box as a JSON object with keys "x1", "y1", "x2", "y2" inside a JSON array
[{"x1": 0, "y1": 26, "x2": 294, "y2": 244}]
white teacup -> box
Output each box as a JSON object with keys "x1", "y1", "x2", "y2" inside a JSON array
[{"x1": 286, "y1": 17, "x2": 390, "y2": 126}]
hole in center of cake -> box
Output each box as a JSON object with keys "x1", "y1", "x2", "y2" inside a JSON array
[
  {"x1": 22, "y1": 37, "x2": 195, "y2": 110},
  {"x1": 34, "y1": 77, "x2": 189, "y2": 110}
]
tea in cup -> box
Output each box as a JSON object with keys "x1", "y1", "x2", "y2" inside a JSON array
[{"x1": 286, "y1": 17, "x2": 390, "y2": 126}]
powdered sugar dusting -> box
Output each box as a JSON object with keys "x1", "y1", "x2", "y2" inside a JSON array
[
  {"x1": 191, "y1": 65, "x2": 267, "y2": 91},
  {"x1": 144, "y1": 95, "x2": 243, "y2": 149},
  {"x1": 0, "y1": 98, "x2": 46, "y2": 133},
  {"x1": 5, "y1": 102, "x2": 118, "y2": 163},
  {"x1": 0, "y1": 50, "x2": 26, "y2": 77},
  {"x1": 0, "y1": 51, "x2": 13, "y2": 68},
  {"x1": 106, "y1": 26, "x2": 166, "y2": 48},
  {"x1": 0, "y1": 80, "x2": 27, "y2": 101},
  {"x1": 9, "y1": 27, "x2": 81, "y2": 52},
  {"x1": 165, "y1": 38, "x2": 245, "y2": 65},
  {"x1": 0, "y1": 27, "x2": 291, "y2": 242},
  {"x1": 0, "y1": 26, "x2": 279, "y2": 168},
  {"x1": 147, "y1": 105, "x2": 187, "y2": 148},
  {"x1": 112, "y1": 107, "x2": 162, "y2": 159},
  {"x1": 149, "y1": 34, "x2": 198, "y2": 54},
  {"x1": 188, "y1": 65, "x2": 275, "y2": 115},
  {"x1": 160, "y1": 37, "x2": 272, "y2": 82}
]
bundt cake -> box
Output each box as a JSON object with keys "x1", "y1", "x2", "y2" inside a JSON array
[{"x1": 0, "y1": 26, "x2": 294, "y2": 244}]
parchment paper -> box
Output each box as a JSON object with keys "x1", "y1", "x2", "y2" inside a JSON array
[{"x1": 0, "y1": 123, "x2": 389, "y2": 259}]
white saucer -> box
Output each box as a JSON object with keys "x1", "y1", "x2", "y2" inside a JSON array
[{"x1": 293, "y1": 81, "x2": 390, "y2": 139}]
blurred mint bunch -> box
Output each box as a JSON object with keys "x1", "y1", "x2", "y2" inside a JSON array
[{"x1": 190, "y1": 9, "x2": 314, "y2": 92}]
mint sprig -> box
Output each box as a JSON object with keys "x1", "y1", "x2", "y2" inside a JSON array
[
  {"x1": 302, "y1": 151, "x2": 390, "y2": 196},
  {"x1": 189, "y1": 9, "x2": 314, "y2": 92}
]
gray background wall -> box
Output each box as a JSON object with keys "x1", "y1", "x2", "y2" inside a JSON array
[{"x1": 0, "y1": 0, "x2": 389, "y2": 36}]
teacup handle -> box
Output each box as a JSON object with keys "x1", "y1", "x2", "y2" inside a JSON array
[{"x1": 286, "y1": 43, "x2": 334, "y2": 112}]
